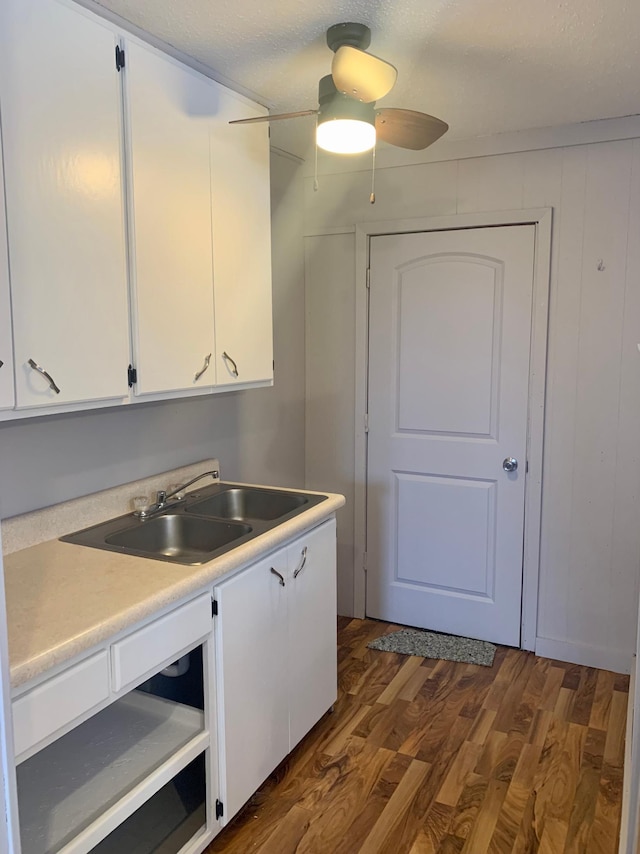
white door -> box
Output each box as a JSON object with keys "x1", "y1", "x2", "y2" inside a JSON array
[
  {"x1": 1, "y1": 0, "x2": 130, "y2": 408},
  {"x1": 210, "y1": 87, "x2": 273, "y2": 387},
  {"x1": 366, "y1": 225, "x2": 535, "y2": 646},
  {"x1": 125, "y1": 41, "x2": 216, "y2": 395}
]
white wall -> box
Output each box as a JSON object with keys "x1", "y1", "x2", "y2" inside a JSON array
[
  {"x1": 0, "y1": 150, "x2": 306, "y2": 519},
  {"x1": 305, "y1": 234, "x2": 356, "y2": 615},
  {"x1": 304, "y1": 137, "x2": 640, "y2": 671}
]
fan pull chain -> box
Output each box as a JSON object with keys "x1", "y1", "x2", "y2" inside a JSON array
[
  {"x1": 370, "y1": 143, "x2": 376, "y2": 204},
  {"x1": 313, "y1": 123, "x2": 319, "y2": 192}
]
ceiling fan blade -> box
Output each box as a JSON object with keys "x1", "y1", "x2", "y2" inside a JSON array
[
  {"x1": 331, "y1": 46, "x2": 397, "y2": 103},
  {"x1": 229, "y1": 109, "x2": 318, "y2": 125},
  {"x1": 375, "y1": 108, "x2": 448, "y2": 150}
]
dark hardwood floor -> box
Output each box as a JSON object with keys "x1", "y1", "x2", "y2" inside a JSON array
[{"x1": 206, "y1": 617, "x2": 629, "y2": 853}]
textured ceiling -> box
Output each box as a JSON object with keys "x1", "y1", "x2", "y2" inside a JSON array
[{"x1": 94, "y1": 0, "x2": 640, "y2": 159}]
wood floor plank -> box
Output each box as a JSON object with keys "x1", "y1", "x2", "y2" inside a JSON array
[
  {"x1": 350, "y1": 653, "x2": 406, "y2": 704},
  {"x1": 206, "y1": 620, "x2": 628, "y2": 854},
  {"x1": 254, "y1": 804, "x2": 312, "y2": 853},
  {"x1": 357, "y1": 758, "x2": 431, "y2": 853},
  {"x1": 535, "y1": 723, "x2": 586, "y2": 852},
  {"x1": 603, "y1": 690, "x2": 628, "y2": 766},
  {"x1": 492, "y1": 654, "x2": 537, "y2": 733},
  {"x1": 569, "y1": 667, "x2": 598, "y2": 726},
  {"x1": 437, "y1": 741, "x2": 484, "y2": 807},
  {"x1": 589, "y1": 669, "x2": 616, "y2": 730},
  {"x1": 410, "y1": 802, "x2": 454, "y2": 853},
  {"x1": 509, "y1": 657, "x2": 550, "y2": 737},
  {"x1": 468, "y1": 708, "x2": 497, "y2": 745},
  {"x1": 333, "y1": 753, "x2": 414, "y2": 854},
  {"x1": 460, "y1": 778, "x2": 509, "y2": 853},
  {"x1": 378, "y1": 656, "x2": 425, "y2": 705},
  {"x1": 587, "y1": 761, "x2": 624, "y2": 852},
  {"x1": 294, "y1": 743, "x2": 395, "y2": 853},
  {"x1": 563, "y1": 765, "x2": 601, "y2": 853},
  {"x1": 397, "y1": 663, "x2": 433, "y2": 703},
  {"x1": 539, "y1": 665, "x2": 566, "y2": 711}
]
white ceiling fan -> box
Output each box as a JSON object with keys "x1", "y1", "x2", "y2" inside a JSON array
[{"x1": 230, "y1": 22, "x2": 449, "y2": 155}]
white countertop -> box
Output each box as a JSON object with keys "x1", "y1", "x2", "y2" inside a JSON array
[{"x1": 4, "y1": 486, "x2": 344, "y2": 690}]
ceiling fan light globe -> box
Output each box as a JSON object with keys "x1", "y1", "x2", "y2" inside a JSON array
[{"x1": 316, "y1": 118, "x2": 376, "y2": 154}]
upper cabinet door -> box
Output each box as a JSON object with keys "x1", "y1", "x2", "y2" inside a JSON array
[
  {"x1": 125, "y1": 42, "x2": 216, "y2": 396},
  {"x1": 0, "y1": 140, "x2": 15, "y2": 411},
  {"x1": 0, "y1": 0, "x2": 130, "y2": 408},
  {"x1": 210, "y1": 87, "x2": 273, "y2": 387}
]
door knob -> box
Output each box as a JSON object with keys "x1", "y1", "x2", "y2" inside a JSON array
[{"x1": 502, "y1": 457, "x2": 518, "y2": 473}]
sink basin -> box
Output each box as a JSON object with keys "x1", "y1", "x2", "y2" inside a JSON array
[
  {"x1": 61, "y1": 482, "x2": 327, "y2": 565},
  {"x1": 104, "y1": 515, "x2": 251, "y2": 562},
  {"x1": 186, "y1": 487, "x2": 307, "y2": 522}
]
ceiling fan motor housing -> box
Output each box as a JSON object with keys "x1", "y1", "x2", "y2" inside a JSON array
[
  {"x1": 317, "y1": 74, "x2": 375, "y2": 126},
  {"x1": 326, "y1": 22, "x2": 371, "y2": 53}
]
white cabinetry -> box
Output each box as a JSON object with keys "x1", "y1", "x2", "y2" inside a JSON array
[
  {"x1": 125, "y1": 42, "x2": 217, "y2": 396},
  {"x1": 13, "y1": 593, "x2": 218, "y2": 853},
  {"x1": 0, "y1": 0, "x2": 274, "y2": 420},
  {"x1": 0, "y1": 0, "x2": 130, "y2": 409},
  {"x1": 215, "y1": 518, "x2": 337, "y2": 820},
  {"x1": 210, "y1": 86, "x2": 273, "y2": 387}
]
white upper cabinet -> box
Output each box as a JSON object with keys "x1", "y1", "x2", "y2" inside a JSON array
[
  {"x1": 0, "y1": 142, "x2": 15, "y2": 411},
  {"x1": 0, "y1": 0, "x2": 130, "y2": 409},
  {"x1": 0, "y1": 0, "x2": 273, "y2": 417},
  {"x1": 125, "y1": 42, "x2": 217, "y2": 396},
  {"x1": 210, "y1": 86, "x2": 273, "y2": 387}
]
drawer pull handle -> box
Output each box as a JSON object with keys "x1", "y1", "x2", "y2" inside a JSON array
[
  {"x1": 270, "y1": 567, "x2": 285, "y2": 587},
  {"x1": 28, "y1": 358, "x2": 60, "y2": 394},
  {"x1": 194, "y1": 353, "x2": 212, "y2": 382},
  {"x1": 293, "y1": 546, "x2": 308, "y2": 579},
  {"x1": 222, "y1": 351, "x2": 239, "y2": 377}
]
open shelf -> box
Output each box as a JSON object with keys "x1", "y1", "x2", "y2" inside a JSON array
[{"x1": 17, "y1": 690, "x2": 207, "y2": 854}]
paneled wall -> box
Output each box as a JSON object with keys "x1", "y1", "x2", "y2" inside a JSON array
[
  {"x1": 0, "y1": 150, "x2": 306, "y2": 519},
  {"x1": 304, "y1": 139, "x2": 640, "y2": 672}
]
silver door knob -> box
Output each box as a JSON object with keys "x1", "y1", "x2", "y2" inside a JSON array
[{"x1": 503, "y1": 457, "x2": 518, "y2": 473}]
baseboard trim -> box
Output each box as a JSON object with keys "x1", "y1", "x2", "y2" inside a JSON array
[{"x1": 535, "y1": 637, "x2": 633, "y2": 674}]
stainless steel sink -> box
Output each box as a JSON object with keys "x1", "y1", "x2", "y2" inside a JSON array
[
  {"x1": 105, "y1": 514, "x2": 250, "y2": 562},
  {"x1": 186, "y1": 487, "x2": 307, "y2": 522},
  {"x1": 61, "y1": 482, "x2": 328, "y2": 565}
]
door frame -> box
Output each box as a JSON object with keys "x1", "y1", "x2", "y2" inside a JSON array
[{"x1": 354, "y1": 208, "x2": 552, "y2": 651}]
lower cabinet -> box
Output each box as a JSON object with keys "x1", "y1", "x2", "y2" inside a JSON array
[
  {"x1": 10, "y1": 517, "x2": 338, "y2": 850},
  {"x1": 13, "y1": 594, "x2": 217, "y2": 854},
  {"x1": 214, "y1": 518, "x2": 337, "y2": 821}
]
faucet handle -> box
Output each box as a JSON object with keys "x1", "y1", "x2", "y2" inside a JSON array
[{"x1": 156, "y1": 490, "x2": 167, "y2": 505}]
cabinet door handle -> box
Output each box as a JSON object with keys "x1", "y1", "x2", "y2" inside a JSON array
[
  {"x1": 194, "y1": 353, "x2": 212, "y2": 382},
  {"x1": 293, "y1": 547, "x2": 308, "y2": 579},
  {"x1": 222, "y1": 351, "x2": 239, "y2": 377},
  {"x1": 28, "y1": 358, "x2": 60, "y2": 394},
  {"x1": 270, "y1": 567, "x2": 285, "y2": 587}
]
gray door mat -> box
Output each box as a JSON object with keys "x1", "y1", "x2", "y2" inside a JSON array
[{"x1": 368, "y1": 628, "x2": 497, "y2": 667}]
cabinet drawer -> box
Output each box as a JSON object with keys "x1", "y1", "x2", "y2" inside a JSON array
[
  {"x1": 112, "y1": 594, "x2": 211, "y2": 692},
  {"x1": 13, "y1": 650, "x2": 110, "y2": 759}
]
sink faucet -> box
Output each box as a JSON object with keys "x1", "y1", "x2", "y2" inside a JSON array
[{"x1": 135, "y1": 469, "x2": 219, "y2": 518}]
